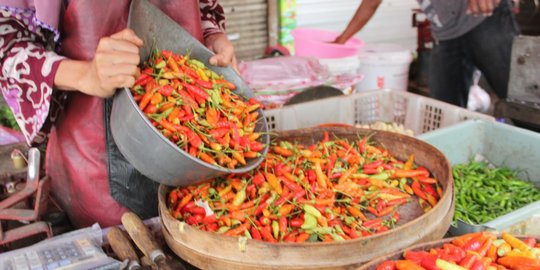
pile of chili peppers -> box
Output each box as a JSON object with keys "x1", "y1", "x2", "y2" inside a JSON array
[
  {"x1": 376, "y1": 232, "x2": 540, "y2": 270},
  {"x1": 131, "y1": 49, "x2": 265, "y2": 169},
  {"x1": 168, "y1": 132, "x2": 443, "y2": 243}
]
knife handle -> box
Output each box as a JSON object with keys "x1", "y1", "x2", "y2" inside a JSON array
[
  {"x1": 107, "y1": 227, "x2": 140, "y2": 261},
  {"x1": 121, "y1": 212, "x2": 164, "y2": 260}
]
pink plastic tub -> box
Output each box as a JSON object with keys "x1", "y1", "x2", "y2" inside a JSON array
[{"x1": 292, "y1": 28, "x2": 364, "y2": 59}]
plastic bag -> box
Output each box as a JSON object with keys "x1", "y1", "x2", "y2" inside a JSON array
[
  {"x1": 467, "y1": 70, "x2": 491, "y2": 113},
  {"x1": 0, "y1": 223, "x2": 121, "y2": 269},
  {"x1": 239, "y1": 56, "x2": 331, "y2": 93}
]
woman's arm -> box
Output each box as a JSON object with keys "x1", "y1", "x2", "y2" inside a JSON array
[
  {"x1": 0, "y1": 11, "x2": 65, "y2": 144},
  {"x1": 54, "y1": 29, "x2": 143, "y2": 98},
  {"x1": 335, "y1": 0, "x2": 383, "y2": 44},
  {"x1": 199, "y1": 0, "x2": 238, "y2": 71}
]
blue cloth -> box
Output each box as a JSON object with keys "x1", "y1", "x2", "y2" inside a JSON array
[{"x1": 428, "y1": 0, "x2": 519, "y2": 107}]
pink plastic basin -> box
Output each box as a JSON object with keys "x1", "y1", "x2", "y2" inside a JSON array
[{"x1": 292, "y1": 28, "x2": 364, "y2": 59}]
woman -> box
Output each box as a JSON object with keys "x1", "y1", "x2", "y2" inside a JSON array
[{"x1": 0, "y1": 0, "x2": 237, "y2": 228}]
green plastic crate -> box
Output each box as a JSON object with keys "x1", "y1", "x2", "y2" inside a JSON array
[{"x1": 418, "y1": 119, "x2": 540, "y2": 236}]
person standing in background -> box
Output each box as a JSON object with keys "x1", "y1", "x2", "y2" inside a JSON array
[{"x1": 335, "y1": 0, "x2": 520, "y2": 108}]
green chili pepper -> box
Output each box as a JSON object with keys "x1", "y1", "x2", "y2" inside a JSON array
[
  {"x1": 232, "y1": 188, "x2": 247, "y2": 206},
  {"x1": 370, "y1": 172, "x2": 389, "y2": 181},
  {"x1": 272, "y1": 220, "x2": 279, "y2": 239},
  {"x1": 453, "y1": 160, "x2": 540, "y2": 225},
  {"x1": 331, "y1": 233, "x2": 345, "y2": 242},
  {"x1": 217, "y1": 226, "x2": 230, "y2": 234},
  {"x1": 301, "y1": 213, "x2": 317, "y2": 230},
  {"x1": 155, "y1": 60, "x2": 167, "y2": 69},
  {"x1": 303, "y1": 205, "x2": 322, "y2": 218}
]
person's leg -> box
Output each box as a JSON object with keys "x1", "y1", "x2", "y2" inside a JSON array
[
  {"x1": 429, "y1": 38, "x2": 475, "y2": 107},
  {"x1": 465, "y1": 0, "x2": 519, "y2": 99}
]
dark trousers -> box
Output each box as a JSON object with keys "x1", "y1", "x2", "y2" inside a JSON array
[{"x1": 429, "y1": 0, "x2": 520, "y2": 107}]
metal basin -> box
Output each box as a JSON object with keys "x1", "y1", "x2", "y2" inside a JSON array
[{"x1": 110, "y1": 0, "x2": 269, "y2": 186}]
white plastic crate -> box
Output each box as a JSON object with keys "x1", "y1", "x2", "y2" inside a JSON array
[{"x1": 263, "y1": 89, "x2": 494, "y2": 135}]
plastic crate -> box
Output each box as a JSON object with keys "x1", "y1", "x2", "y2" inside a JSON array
[
  {"x1": 263, "y1": 89, "x2": 494, "y2": 135},
  {"x1": 418, "y1": 120, "x2": 540, "y2": 236}
]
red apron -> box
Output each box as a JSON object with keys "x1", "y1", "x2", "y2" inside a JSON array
[{"x1": 45, "y1": 0, "x2": 203, "y2": 228}]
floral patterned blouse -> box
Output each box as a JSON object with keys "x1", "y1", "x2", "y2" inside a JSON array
[{"x1": 0, "y1": 1, "x2": 226, "y2": 144}]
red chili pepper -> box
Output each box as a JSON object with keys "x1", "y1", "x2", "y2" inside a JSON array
[
  {"x1": 283, "y1": 232, "x2": 297, "y2": 243},
  {"x1": 182, "y1": 82, "x2": 209, "y2": 101},
  {"x1": 363, "y1": 219, "x2": 382, "y2": 229},
  {"x1": 366, "y1": 206, "x2": 378, "y2": 216},
  {"x1": 195, "y1": 79, "x2": 213, "y2": 89},
  {"x1": 422, "y1": 183, "x2": 438, "y2": 197},
  {"x1": 250, "y1": 227, "x2": 262, "y2": 240},
  {"x1": 215, "y1": 120, "x2": 232, "y2": 128},
  {"x1": 293, "y1": 189, "x2": 306, "y2": 200},
  {"x1": 206, "y1": 223, "x2": 218, "y2": 232},
  {"x1": 254, "y1": 202, "x2": 268, "y2": 216},
  {"x1": 322, "y1": 131, "x2": 329, "y2": 142},
  {"x1": 209, "y1": 128, "x2": 229, "y2": 140},
  {"x1": 459, "y1": 254, "x2": 477, "y2": 268},
  {"x1": 411, "y1": 181, "x2": 428, "y2": 200},
  {"x1": 202, "y1": 214, "x2": 217, "y2": 224},
  {"x1": 188, "y1": 206, "x2": 206, "y2": 215},
  {"x1": 214, "y1": 79, "x2": 236, "y2": 90},
  {"x1": 159, "y1": 85, "x2": 174, "y2": 97},
  {"x1": 420, "y1": 255, "x2": 439, "y2": 270},
  {"x1": 273, "y1": 188, "x2": 293, "y2": 206},
  {"x1": 462, "y1": 236, "x2": 483, "y2": 252},
  {"x1": 185, "y1": 216, "x2": 199, "y2": 225},
  {"x1": 176, "y1": 88, "x2": 198, "y2": 109},
  {"x1": 307, "y1": 170, "x2": 316, "y2": 183},
  {"x1": 363, "y1": 168, "x2": 379, "y2": 175},
  {"x1": 143, "y1": 104, "x2": 157, "y2": 114},
  {"x1": 404, "y1": 251, "x2": 429, "y2": 265},
  {"x1": 181, "y1": 64, "x2": 199, "y2": 79},
  {"x1": 376, "y1": 225, "x2": 389, "y2": 233},
  {"x1": 524, "y1": 237, "x2": 537, "y2": 247},
  {"x1": 184, "y1": 129, "x2": 202, "y2": 149},
  {"x1": 376, "y1": 261, "x2": 396, "y2": 270},
  {"x1": 249, "y1": 141, "x2": 265, "y2": 152},
  {"x1": 281, "y1": 178, "x2": 302, "y2": 193},
  {"x1": 364, "y1": 160, "x2": 383, "y2": 169},
  {"x1": 289, "y1": 218, "x2": 303, "y2": 228},
  {"x1": 260, "y1": 225, "x2": 276, "y2": 243},
  {"x1": 392, "y1": 211, "x2": 400, "y2": 222},
  {"x1": 470, "y1": 260, "x2": 486, "y2": 270},
  {"x1": 417, "y1": 176, "x2": 438, "y2": 184},
  {"x1": 252, "y1": 173, "x2": 265, "y2": 186},
  {"x1": 139, "y1": 92, "x2": 153, "y2": 111},
  {"x1": 279, "y1": 216, "x2": 287, "y2": 234},
  {"x1": 135, "y1": 73, "x2": 152, "y2": 86}
]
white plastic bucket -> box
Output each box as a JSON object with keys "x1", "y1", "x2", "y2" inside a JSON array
[
  {"x1": 318, "y1": 55, "x2": 361, "y2": 76},
  {"x1": 355, "y1": 43, "x2": 413, "y2": 92}
]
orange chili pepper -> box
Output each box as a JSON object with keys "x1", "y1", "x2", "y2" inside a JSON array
[
  {"x1": 264, "y1": 172, "x2": 283, "y2": 195},
  {"x1": 176, "y1": 193, "x2": 193, "y2": 211},
  {"x1": 232, "y1": 151, "x2": 246, "y2": 165},
  {"x1": 273, "y1": 146, "x2": 293, "y2": 157},
  {"x1": 199, "y1": 152, "x2": 217, "y2": 165},
  {"x1": 314, "y1": 161, "x2": 328, "y2": 189}
]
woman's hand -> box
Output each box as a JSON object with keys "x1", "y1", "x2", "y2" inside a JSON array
[
  {"x1": 205, "y1": 33, "x2": 239, "y2": 72},
  {"x1": 55, "y1": 28, "x2": 143, "y2": 98}
]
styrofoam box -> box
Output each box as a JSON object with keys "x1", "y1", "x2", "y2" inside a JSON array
[
  {"x1": 418, "y1": 120, "x2": 540, "y2": 236},
  {"x1": 264, "y1": 89, "x2": 494, "y2": 135}
]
